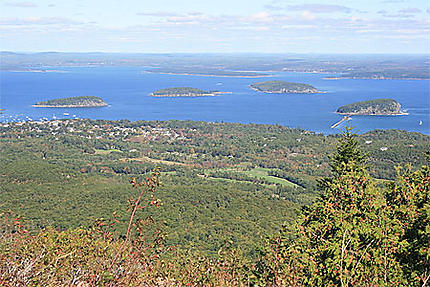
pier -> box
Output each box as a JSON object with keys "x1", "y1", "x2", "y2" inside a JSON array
[{"x1": 331, "y1": 116, "x2": 351, "y2": 129}]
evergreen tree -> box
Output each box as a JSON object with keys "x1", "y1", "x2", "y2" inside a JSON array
[
  {"x1": 386, "y1": 164, "x2": 430, "y2": 286},
  {"x1": 328, "y1": 126, "x2": 367, "y2": 176},
  {"x1": 257, "y1": 128, "x2": 409, "y2": 286}
]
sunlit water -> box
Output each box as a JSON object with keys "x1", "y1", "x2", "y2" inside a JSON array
[{"x1": 1, "y1": 66, "x2": 429, "y2": 134}]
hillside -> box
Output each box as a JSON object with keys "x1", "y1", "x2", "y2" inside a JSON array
[
  {"x1": 0, "y1": 119, "x2": 428, "y2": 257},
  {"x1": 250, "y1": 80, "x2": 320, "y2": 94},
  {"x1": 336, "y1": 98, "x2": 404, "y2": 115},
  {"x1": 33, "y1": 96, "x2": 107, "y2": 108},
  {"x1": 1, "y1": 126, "x2": 428, "y2": 286}
]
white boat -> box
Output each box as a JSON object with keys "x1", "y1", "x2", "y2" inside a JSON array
[{"x1": 419, "y1": 120, "x2": 423, "y2": 126}]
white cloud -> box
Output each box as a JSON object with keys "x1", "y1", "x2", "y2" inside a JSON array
[
  {"x1": 281, "y1": 24, "x2": 317, "y2": 29},
  {"x1": 2, "y1": 6, "x2": 428, "y2": 53},
  {"x1": 137, "y1": 12, "x2": 181, "y2": 17},
  {"x1": 4, "y1": 1, "x2": 37, "y2": 8},
  {"x1": 0, "y1": 17, "x2": 82, "y2": 26},
  {"x1": 384, "y1": 13, "x2": 415, "y2": 18},
  {"x1": 232, "y1": 26, "x2": 270, "y2": 31},
  {"x1": 246, "y1": 12, "x2": 274, "y2": 23},
  {"x1": 301, "y1": 11, "x2": 316, "y2": 20},
  {"x1": 287, "y1": 4, "x2": 352, "y2": 14},
  {"x1": 398, "y1": 8, "x2": 421, "y2": 13}
]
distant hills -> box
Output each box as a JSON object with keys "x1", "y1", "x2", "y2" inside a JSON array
[{"x1": 2, "y1": 52, "x2": 428, "y2": 80}]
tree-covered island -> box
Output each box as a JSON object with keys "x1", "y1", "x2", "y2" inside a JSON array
[
  {"x1": 33, "y1": 96, "x2": 107, "y2": 108},
  {"x1": 336, "y1": 98, "x2": 406, "y2": 115},
  {"x1": 250, "y1": 80, "x2": 321, "y2": 94},
  {"x1": 150, "y1": 87, "x2": 223, "y2": 97}
]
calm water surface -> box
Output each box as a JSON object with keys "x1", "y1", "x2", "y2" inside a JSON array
[{"x1": 1, "y1": 66, "x2": 429, "y2": 134}]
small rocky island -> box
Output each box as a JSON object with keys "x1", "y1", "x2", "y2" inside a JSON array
[
  {"x1": 336, "y1": 99, "x2": 406, "y2": 115},
  {"x1": 150, "y1": 87, "x2": 221, "y2": 97},
  {"x1": 33, "y1": 96, "x2": 107, "y2": 108},
  {"x1": 250, "y1": 80, "x2": 321, "y2": 94}
]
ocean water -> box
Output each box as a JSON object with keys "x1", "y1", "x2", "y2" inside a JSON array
[{"x1": 1, "y1": 66, "x2": 429, "y2": 134}]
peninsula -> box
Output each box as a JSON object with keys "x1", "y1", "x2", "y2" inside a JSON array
[
  {"x1": 150, "y1": 87, "x2": 222, "y2": 97},
  {"x1": 336, "y1": 99, "x2": 406, "y2": 115},
  {"x1": 250, "y1": 80, "x2": 321, "y2": 94},
  {"x1": 325, "y1": 70, "x2": 430, "y2": 80},
  {"x1": 33, "y1": 96, "x2": 107, "y2": 108},
  {"x1": 145, "y1": 68, "x2": 270, "y2": 78}
]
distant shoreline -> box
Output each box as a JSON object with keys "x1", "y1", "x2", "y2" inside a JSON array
[
  {"x1": 144, "y1": 71, "x2": 271, "y2": 78},
  {"x1": 10, "y1": 69, "x2": 69, "y2": 74},
  {"x1": 250, "y1": 86, "x2": 324, "y2": 94},
  {"x1": 150, "y1": 91, "x2": 230, "y2": 98},
  {"x1": 335, "y1": 111, "x2": 409, "y2": 116},
  {"x1": 32, "y1": 104, "x2": 108, "y2": 108},
  {"x1": 324, "y1": 77, "x2": 429, "y2": 81},
  {"x1": 150, "y1": 93, "x2": 217, "y2": 98}
]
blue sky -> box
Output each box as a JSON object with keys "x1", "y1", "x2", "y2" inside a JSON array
[{"x1": 1, "y1": 0, "x2": 429, "y2": 53}]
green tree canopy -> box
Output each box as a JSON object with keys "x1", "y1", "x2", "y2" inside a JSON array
[{"x1": 257, "y1": 127, "x2": 428, "y2": 286}]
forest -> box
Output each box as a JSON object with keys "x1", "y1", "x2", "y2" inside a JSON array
[
  {"x1": 334, "y1": 69, "x2": 430, "y2": 80},
  {"x1": 0, "y1": 120, "x2": 429, "y2": 286},
  {"x1": 151, "y1": 87, "x2": 215, "y2": 97},
  {"x1": 336, "y1": 99, "x2": 402, "y2": 115},
  {"x1": 33, "y1": 96, "x2": 107, "y2": 107},
  {"x1": 250, "y1": 80, "x2": 319, "y2": 93}
]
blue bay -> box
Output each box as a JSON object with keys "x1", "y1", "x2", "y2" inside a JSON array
[{"x1": 1, "y1": 66, "x2": 429, "y2": 134}]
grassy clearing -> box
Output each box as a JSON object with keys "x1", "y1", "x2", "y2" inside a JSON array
[
  {"x1": 95, "y1": 149, "x2": 123, "y2": 155},
  {"x1": 204, "y1": 167, "x2": 299, "y2": 188},
  {"x1": 129, "y1": 156, "x2": 190, "y2": 166},
  {"x1": 242, "y1": 168, "x2": 299, "y2": 187}
]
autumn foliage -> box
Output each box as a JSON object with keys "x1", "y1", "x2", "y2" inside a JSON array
[{"x1": 1, "y1": 129, "x2": 428, "y2": 286}]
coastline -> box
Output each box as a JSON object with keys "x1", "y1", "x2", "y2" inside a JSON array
[
  {"x1": 10, "y1": 69, "x2": 69, "y2": 74},
  {"x1": 250, "y1": 86, "x2": 324, "y2": 94},
  {"x1": 335, "y1": 111, "x2": 409, "y2": 116},
  {"x1": 150, "y1": 93, "x2": 217, "y2": 98},
  {"x1": 32, "y1": 104, "x2": 107, "y2": 108},
  {"x1": 150, "y1": 91, "x2": 230, "y2": 98},
  {"x1": 144, "y1": 71, "x2": 271, "y2": 78},
  {"x1": 324, "y1": 77, "x2": 429, "y2": 81}
]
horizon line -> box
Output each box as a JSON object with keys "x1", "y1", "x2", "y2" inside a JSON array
[{"x1": 2, "y1": 51, "x2": 430, "y2": 56}]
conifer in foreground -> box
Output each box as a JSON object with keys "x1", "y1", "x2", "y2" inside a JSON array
[{"x1": 257, "y1": 127, "x2": 429, "y2": 286}]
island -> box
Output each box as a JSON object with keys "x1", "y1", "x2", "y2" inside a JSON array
[
  {"x1": 250, "y1": 80, "x2": 321, "y2": 94},
  {"x1": 150, "y1": 87, "x2": 224, "y2": 97},
  {"x1": 33, "y1": 96, "x2": 107, "y2": 108},
  {"x1": 336, "y1": 99, "x2": 407, "y2": 115}
]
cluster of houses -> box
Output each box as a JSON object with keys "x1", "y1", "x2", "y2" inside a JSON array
[{"x1": 0, "y1": 119, "x2": 187, "y2": 143}]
